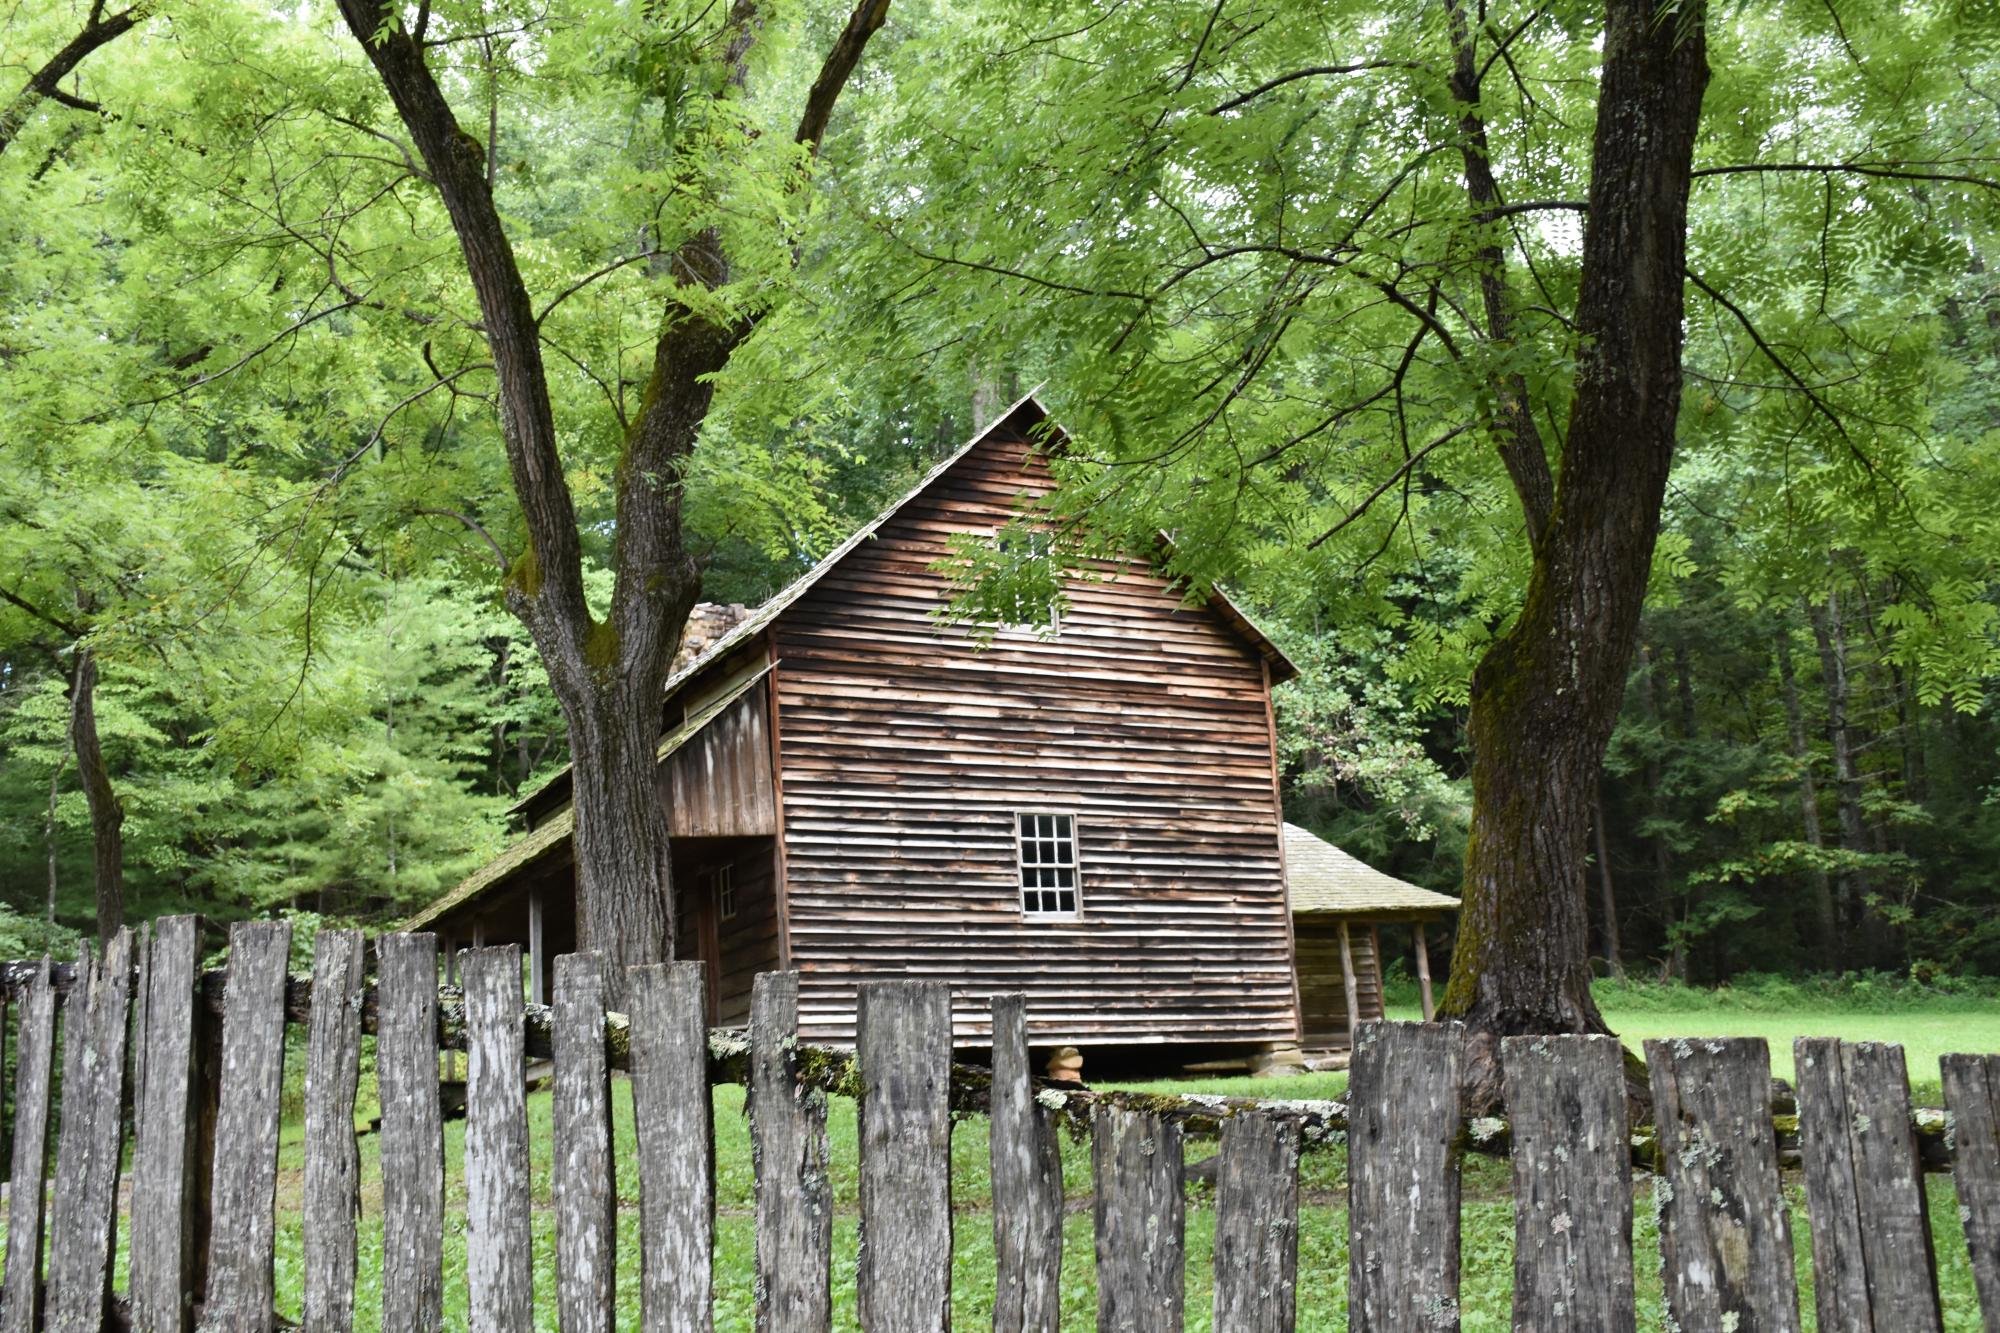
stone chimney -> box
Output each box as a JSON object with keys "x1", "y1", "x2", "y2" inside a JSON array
[{"x1": 674, "y1": 602, "x2": 753, "y2": 672}]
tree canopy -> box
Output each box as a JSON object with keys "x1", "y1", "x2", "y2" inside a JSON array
[{"x1": 2, "y1": 0, "x2": 1998, "y2": 1030}]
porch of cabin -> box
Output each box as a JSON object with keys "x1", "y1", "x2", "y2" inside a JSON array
[
  {"x1": 428, "y1": 834, "x2": 782, "y2": 1029},
  {"x1": 1282, "y1": 822, "x2": 1459, "y2": 1057}
]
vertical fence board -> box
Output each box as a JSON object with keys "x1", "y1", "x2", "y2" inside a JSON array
[
  {"x1": 1943, "y1": 1053, "x2": 2000, "y2": 1329},
  {"x1": 376, "y1": 932, "x2": 444, "y2": 1333},
  {"x1": 301, "y1": 929, "x2": 365, "y2": 1333},
  {"x1": 2, "y1": 959, "x2": 57, "y2": 1333},
  {"x1": 1348, "y1": 1021, "x2": 1464, "y2": 1333},
  {"x1": 1501, "y1": 1034, "x2": 1634, "y2": 1332},
  {"x1": 553, "y1": 953, "x2": 615, "y2": 1333},
  {"x1": 1211, "y1": 1113, "x2": 1298, "y2": 1332},
  {"x1": 1793, "y1": 1039, "x2": 1942, "y2": 1332},
  {"x1": 131, "y1": 916, "x2": 204, "y2": 1333},
  {"x1": 856, "y1": 981, "x2": 952, "y2": 1333},
  {"x1": 749, "y1": 971, "x2": 831, "y2": 1332},
  {"x1": 44, "y1": 929, "x2": 134, "y2": 1333},
  {"x1": 201, "y1": 920, "x2": 293, "y2": 1331},
  {"x1": 1647, "y1": 1037, "x2": 1801, "y2": 1333},
  {"x1": 989, "y1": 993, "x2": 1062, "y2": 1333},
  {"x1": 463, "y1": 946, "x2": 534, "y2": 1330},
  {"x1": 1093, "y1": 1107, "x2": 1185, "y2": 1332},
  {"x1": 1839, "y1": 1042, "x2": 1941, "y2": 1326},
  {"x1": 629, "y1": 961, "x2": 713, "y2": 1332}
]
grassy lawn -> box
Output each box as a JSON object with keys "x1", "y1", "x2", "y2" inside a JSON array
[{"x1": 48, "y1": 994, "x2": 1994, "y2": 1327}]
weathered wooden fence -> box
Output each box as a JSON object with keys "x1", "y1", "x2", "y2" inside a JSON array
[{"x1": 0, "y1": 917, "x2": 1996, "y2": 1330}]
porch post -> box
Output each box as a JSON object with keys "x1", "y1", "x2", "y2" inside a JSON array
[
  {"x1": 528, "y1": 888, "x2": 545, "y2": 1007},
  {"x1": 1338, "y1": 919, "x2": 1360, "y2": 1044},
  {"x1": 1413, "y1": 921, "x2": 1435, "y2": 1021}
]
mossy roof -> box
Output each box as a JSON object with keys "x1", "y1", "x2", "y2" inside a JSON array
[{"x1": 1284, "y1": 823, "x2": 1460, "y2": 917}]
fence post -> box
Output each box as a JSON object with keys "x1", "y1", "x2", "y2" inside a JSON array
[
  {"x1": 1211, "y1": 1112, "x2": 1298, "y2": 1332},
  {"x1": 376, "y1": 933, "x2": 444, "y2": 1332},
  {"x1": 1348, "y1": 1020, "x2": 1464, "y2": 1333},
  {"x1": 464, "y1": 945, "x2": 534, "y2": 1330},
  {"x1": 130, "y1": 915, "x2": 204, "y2": 1333},
  {"x1": 1093, "y1": 1107, "x2": 1184, "y2": 1332},
  {"x1": 302, "y1": 928, "x2": 366, "y2": 1333},
  {"x1": 1, "y1": 959, "x2": 56, "y2": 1333},
  {"x1": 629, "y1": 961, "x2": 714, "y2": 1332},
  {"x1": 1647, "y1": 1037, "x2": 1801, "y2": 1333},
  {"x1": 990, "y1": 993, "x2": 1061, "y2": 1333},
  {"x1": 553, "y1": 953, "x2": 616, "y2": 1333},
  {"x1": 750, "y1": 971, "x2": 831, "y2": 1332},
  {"x1": 44, "y1": 928, "x2": 135, "y2": 1333},
  {"x1": 856, "y1": 980, "x2": 953, "y2": 1333},
  {"x1": 200, "y1": 919, "x2": 293, "y2": 1331},
  {"x1": 1794, "y1": 1039, "x2": 1942, "y2": 1332},
  {"x1": 1501, "y1": 1034, "x2": 1634, "y2": 1332},
  {"x1": 1943, "y1": 1052, "x2": 2000, "y2": 1328}
]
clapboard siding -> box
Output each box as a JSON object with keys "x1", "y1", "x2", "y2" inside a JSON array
[
  {"x1": 772, "y1": 429, "x2": 1294, "y2": 1047},
  {"x1": 666, "y1": 683, "x2": 776, "y2": 838}
]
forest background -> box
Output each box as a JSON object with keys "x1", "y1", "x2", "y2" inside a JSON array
[{"x1": 3, "y1": 0, "x2": 1999, "y2": 992}]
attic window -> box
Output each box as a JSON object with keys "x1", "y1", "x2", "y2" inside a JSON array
[{"x1": 1016, "y1": 812, "x2": 1079, "y2": 917}]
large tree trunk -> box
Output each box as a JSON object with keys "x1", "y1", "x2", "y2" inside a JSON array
[
  {"x1": 330, "y1": 0, "x2": 888, "y2": 1005},
  {"x1": 1776, "y1": 627, "x2": 1839, "y2": 970},
  {"x1": 66, "y1": 647, "x2": 124, "y2": 943},
  {"x1": 1439, "y1": 0, "x2": 1709, "y2": 1112}
]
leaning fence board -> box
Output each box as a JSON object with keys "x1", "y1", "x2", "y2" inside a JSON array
[
  {"x1": 1211, "y1": 1113, "x2": 1298, "y2": 1332},
  {"x1": 201, "y1": 920, "x2": 293, "y2": 1331},
  {"x1": 1501, "y1": 1034, "x2": 1634, "y2": 1332},
  {"x1": 1647, "y1": 1037, "x2": 1801, "y2": 1333},
  {"x1": 990, "y1": 993, "x2": 1062, "y2": 1333},
  {"x1": 301, "y1": 928, "x2": 366, "y2": 1333},
  {"x1": 376, "y1": 933, "x2": 445, "y2": 1333},
  {"x1": 1348, "y1": 1021, "x2": 1465, "y2": 1333},
  {"x1": 1094, "y1": 1107, "x2": 1185, "y2": 1332},
  {"x1": 856, "y1": 981, "x2": 953, "y2": 1333},
  {"x1": 629, "y1": 962, "x2": 713, "y2": 1332},
  {"x1": 131, "y1": 916, "x2": 205, "y2": 1333},
  {"x1": 1944, "y1": 1053, "x2": 2000, "y2": 1330},
  {"x1": 2, "y1": 958, "x2": 56, "y2": 1333},
  {"x1": 44, "y1": 929, "x2": 134, "y2": 1333},
  {"x1": 553, "y1": 954, "x2": 616, "y2": 1333},
  {"x1": 464, "y1": 946, "x2": 534, "y2": 1330},
  {"x1": 1796, "y1": 1039, "x2": 1943, "y2": 1332},
  {"x1": 749, "y1": 971, "x2": 831, "y2": 1332}
]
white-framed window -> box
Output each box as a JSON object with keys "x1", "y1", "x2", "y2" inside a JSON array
[
  {"x1": 1016, "y1": 812, "x2": 1079, "y2": 918},
  {"x1": 710, "y1": 865, "x2": 737, "y2": 921}
]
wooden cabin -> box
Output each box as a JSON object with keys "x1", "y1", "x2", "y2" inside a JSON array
[
  {"x1": 407, "y1": 393, "x2": 1306, "y2": 1057},
  {"x1": 1284, "y1": 822, "x2": 1459, "y2": 1053}
]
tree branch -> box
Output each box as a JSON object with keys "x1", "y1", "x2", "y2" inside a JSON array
[
  {"x1": 1208, "y1": 60, "x2": 1424, "y2": 116},
  {"x1": 1307, "y1": 423, "x2": 1476, "y2": 550},
  {"x1": 1692, "y1": 161, "x2": 2000, "y2": 193},
  {"x1": 0, "y1": 2, "x2": 147, "y2": 159},
  {"x1": 412, "y1": 508, "x2": 511, "y2": 571},
  {"x1": 794, "y1": 0, "x2": 891, "y2": 152},
  {"x1": 0, "y1": 583, "x2": 85, "y2": 639}
]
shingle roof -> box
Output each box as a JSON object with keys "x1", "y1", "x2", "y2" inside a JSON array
[{"x1": 1284, "y1": 823, "x2": 1460, "y2": 917}]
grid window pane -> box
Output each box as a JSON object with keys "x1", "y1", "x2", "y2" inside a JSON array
[{"x1": 1018, "y1": 813, "x2": 1079, "y2": 918}]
